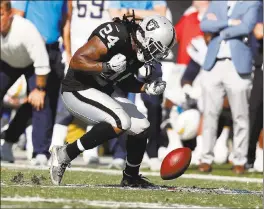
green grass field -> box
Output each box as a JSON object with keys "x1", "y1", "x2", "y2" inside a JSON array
[{"x1": 1, "y1": 165, "x2": 263, "y2": 209}]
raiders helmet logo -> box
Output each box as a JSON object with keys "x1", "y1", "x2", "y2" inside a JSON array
[{"x1": 146, "y1": 19, "x2": 160, "y2": 31}]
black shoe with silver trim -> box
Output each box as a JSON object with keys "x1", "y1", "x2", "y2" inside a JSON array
[{"x1": 120, "y1": 171, "x2": 155, "y2": 188}]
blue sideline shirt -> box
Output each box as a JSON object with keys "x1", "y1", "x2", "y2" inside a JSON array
[
  {"x1": 12, "y1": 0, "x2": 67, "y2": 44},
  {"x1": 108, "y1": 1, "x2": 166, "y2": 10}
]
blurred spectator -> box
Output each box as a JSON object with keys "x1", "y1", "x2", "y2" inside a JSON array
[
  {"x1": 175, "y1": 1, "x2": 209, "y2": 66},
  {"x1": 199, "y1": 0, "x2": 261, "y2": 174},
  {"x1": 246, "y1": 2, "x2": 263, "y2": 172},
  {"x1": 164, "y1": 0, "x2": 209, "y2": 112},
  {"x1": 0, "y1": 0, "x2": 51, "y2": 163},
  {"x1": 162, "y1": 1, "x2": 209, "y2": 163},
  {"x1": 108, "y1": 0, "x2": 167, "y2": 171},
  {"x1": 180, "y1": 18, "x2": 233, "y2": 165},
  {"x1": 2, "y1": 75, "x2": 28, "y2": 108},
  {"x1": 12, "y1": 0, "x2": 70, "y2": 164},
  {"x1": 1, "y1": 75, "x2": 32, "y2": 158}
]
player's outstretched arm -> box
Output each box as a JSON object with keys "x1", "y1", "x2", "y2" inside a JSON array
[{"x1": 69, "y1": 36, "x2": 108, "y2": 74}]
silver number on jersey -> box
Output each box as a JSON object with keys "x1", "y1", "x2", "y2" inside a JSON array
[
  {"x1": 99, "y1": 24, "x2": 112, "y2": 38},
  {"x1": 99, "y1": 24, "x2": 119, "y2": 48}
]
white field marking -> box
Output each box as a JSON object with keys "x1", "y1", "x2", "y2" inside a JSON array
[
  {"x1": 1, "y1": 162, "x2": 262, "y2": 183},
  {"x1": 0, "y1": 206, "x2": 23, "y2": 209},
  {"x1": 1, "y1": 197, "x2": 227, "y2": 209},
  {"x1": 1, "y1": 183, "x2": 262, "y2": 196}
]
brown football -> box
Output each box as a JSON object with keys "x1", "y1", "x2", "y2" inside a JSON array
[{"x1": 160, "y1": 147, "x2": 192, "y2": 180}]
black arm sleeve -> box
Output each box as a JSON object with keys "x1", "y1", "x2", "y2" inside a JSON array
[{"x1": 117, "y1": 74, "x2": 145, "y2": 93}]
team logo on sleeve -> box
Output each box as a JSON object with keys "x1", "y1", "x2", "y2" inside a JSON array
[{"x1": 146, "y1": 19, "x2": 160, "y2": 31}]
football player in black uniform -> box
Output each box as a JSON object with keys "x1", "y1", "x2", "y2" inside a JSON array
[{"x1": 50, "y1": 12, "x2": 175, "y2": 187}]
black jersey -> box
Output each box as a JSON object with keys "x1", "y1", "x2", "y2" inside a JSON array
[{"x1": 62, "y1": 21, "x2": 144, "y2": 95}]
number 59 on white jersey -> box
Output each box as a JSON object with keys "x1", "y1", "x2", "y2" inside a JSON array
[{"x1": 70, "y1": 0, "x2": 111, "y2": 54}]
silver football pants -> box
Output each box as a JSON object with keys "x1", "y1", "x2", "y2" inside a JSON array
[{"x1": 62, "y1": 88, "x2": 150, "y2": 136}]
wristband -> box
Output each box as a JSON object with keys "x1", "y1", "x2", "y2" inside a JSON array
[{"x1": 36, "y1": 86, "x2": 46, "y2": 91}]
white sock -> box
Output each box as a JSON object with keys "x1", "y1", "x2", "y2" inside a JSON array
[
  {"x1": 77, "y1": 139, "x2": 85, "y2": 152},
  {"x1": 86, "y1": 125, "x2": 93, "y2": 132},
  {"x1": 49, "y1": 124, "x2": 68, "y2": 151},
  {"x1": 25, "y1": 125, "x2": 33, "y2": 160}
]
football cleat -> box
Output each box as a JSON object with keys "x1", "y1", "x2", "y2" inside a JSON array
[
  {"x1": 49, "y1": 145, "x2": 71, "y2": 185},
  {"x1": 120, "y1": 171, "x2": 155, "y2": 188}
]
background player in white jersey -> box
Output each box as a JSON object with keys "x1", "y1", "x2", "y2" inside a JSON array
[{"x1": 70, "y1": 0, "x2": 111, "y2": 55}]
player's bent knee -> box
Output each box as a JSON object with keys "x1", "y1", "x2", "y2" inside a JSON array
[
  {"x1": 120, "y1": 116, "x2": 132, "y2": 131},
  {"x1": 141, "y1": 119, "x2": 150, "y2": 132},
  {"x1": 130, "y1": 119, "x2": 150, "y2": 136},
  {"x1": 116, "y1": 111, "x2": 131, "y2": 131},
  {"x1": 141, "y1": 119, "x2": 150, "y2": 131},
  {"x1": 133, "y1": 126, "x2": 150, "y2": 140}
]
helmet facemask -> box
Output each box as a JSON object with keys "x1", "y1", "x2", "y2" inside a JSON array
[
  {"x1": 135, "y1": 30, "x2": 169, "y2": 63},
  {"x1": 147, "y1": 38, "x2": 170, "y2": 62},
  {"x1": 123, "y1": 12, "x2": 175, "y2": 64}
]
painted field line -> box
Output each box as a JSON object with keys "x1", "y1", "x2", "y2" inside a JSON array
[
  {"x1": 1, "y1": 197, "x2": 227, "y2": 209},
  {"x1": 1, "y1": 162, "x2": 262, "y2": 183},
  {"x1": 0, "y1": 205, "x2": 22, "y2": 209},
  {"x1": 1, "y1": 183, "x2": 262, "y2": 196}
]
